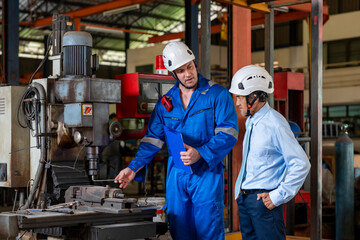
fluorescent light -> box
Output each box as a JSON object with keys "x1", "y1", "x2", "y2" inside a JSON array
[
  {"x1": 274, "y1": 7, "x2": 289, "y2": 13},
  {"x1": 84, "y1": 25, "x2": 124, "y2": 35},
  {"x1": 103, "y1": 4, "x2": 140, "y2": 16},
  {"x1": 251, "y1": 24, "x2": 264, "y2": 31}
]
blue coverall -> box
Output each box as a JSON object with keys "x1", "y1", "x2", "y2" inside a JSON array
[{"x1": 127, "y1": 74, "x2": 238, "y2": 239}]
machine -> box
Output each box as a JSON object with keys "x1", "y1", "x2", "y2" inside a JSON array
[{"x1": 0, "y1": 14, "x2": 164, "y2": 239}]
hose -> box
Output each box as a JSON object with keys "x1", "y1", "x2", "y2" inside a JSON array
[{"x1": 20, "y1": 83, "x2": 47, "y2": 210}]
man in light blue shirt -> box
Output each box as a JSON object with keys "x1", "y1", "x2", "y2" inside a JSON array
[{"x1": 229, "y1": 65, "x2": 311, "y2": 240}]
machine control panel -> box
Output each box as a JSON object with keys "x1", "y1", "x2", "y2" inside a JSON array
[{"x1": 138, "y1": 79, "x2": 174, "y2": 113}]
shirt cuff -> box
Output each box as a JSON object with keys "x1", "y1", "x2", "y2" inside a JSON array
[
  {"x1": 269, "y1": 189, "x2": 283, "y2": 207},
  {"x1": 127, "y1": 160, "x2": 144, "y2": 173},
  {"x1": 195, "y1": 147, "x2": 213, "y2": 169}
]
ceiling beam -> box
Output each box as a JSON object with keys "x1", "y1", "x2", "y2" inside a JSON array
[
  {"x1": 15, "y1": 33, "x2": 147, "y2": 47},
  {"x1": 149, "y1": 4, "x2": 330, "y2": 44},
  {"x1": 81, "y1": 23, "x2": 158, "y2": 36},
  {"x1": 130, "y1": 11, "x2": 183, "y2": 23},
  {"x1": 247, "y1": 0, "x2": 272, "y2": 4},
  {"x1": 76, "y1": 19, "x2": 165, "y2": 33},
  {"x1": 32, "y1": 0, "x2": 154, "y2": 28}
]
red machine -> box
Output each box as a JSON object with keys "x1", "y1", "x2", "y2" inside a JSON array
[
  {"x1": 115, "y1": 73, "x2": 175, "y2": 119},
  {"x1": 274, "y1": 72, "x2": 305, "y2": 130},
  {"x1": 114, "y1": 73, "x2": 175, "y2": 140}
]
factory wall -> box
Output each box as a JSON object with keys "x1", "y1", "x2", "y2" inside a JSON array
[{"x1": 126, "y1": 11, "x2": 360, "y2": 107}]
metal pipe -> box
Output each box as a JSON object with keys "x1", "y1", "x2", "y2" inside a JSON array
[
  {"x1": 265, "y1": 1, "x2": 274, "y2": 108},
  {"x1": 21, "y1": 82, "x2": 47, "y2": 210},
  {"x1": 200, "y1": 0, "x2": 211, "y2": 79},
  {"x1": 19, "y1": 190, "x2": 25, "y2": 207},
  {"x1": 185, "y1": 0, "x2": 199, "y2": 63},
  {"x1": 310, "y1": 0, "x2": 323, "y2": 239},
  {"x1": 91, "y1": 175, "x2": 115, "y2": 182}
]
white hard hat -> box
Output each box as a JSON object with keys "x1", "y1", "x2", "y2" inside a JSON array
[
  {"x1": 162, "y1": 42, "x2": 195, "y2": 72},
  {"x1": 229, "y1": 65, "x2": 274, "y2": 96}
]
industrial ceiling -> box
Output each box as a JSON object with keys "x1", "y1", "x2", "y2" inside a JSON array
[{"x1": 0, "y1": 0, "x2": 225, "y2": 66}]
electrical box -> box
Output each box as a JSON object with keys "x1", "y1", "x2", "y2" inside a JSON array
[
  {"x1": 274, "y1": 72, "x2": 305, "y2": 130},
  {"x1": 115, "y1": 73, "x2": 175, "y2": 118},
  {"x1": 0, "y1": 86, "x2": 30, "y2": 187}
]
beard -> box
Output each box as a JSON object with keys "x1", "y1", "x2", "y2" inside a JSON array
[{"x1": 179, "y1": 80, "x2": 197, "y2": 89}]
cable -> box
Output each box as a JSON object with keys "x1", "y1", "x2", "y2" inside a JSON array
[
  {"x1": 29, "y1": 31, "x2": 53, "y2": 85},
  {"x1": 12, "y1": 189, "x2": 18, "y2": 212},
  {"x1": 17, "y1": 86, "x2": 40, "y2": 130},
  {"x1": 49, "y1": 164, "x2": 85, "y2": 173},
  {"x1": 16, "y1": 230, "x2": 28, "y2": 240},
  {"x1": 26, "y1": 179, "x2": 34, "y2": 200},
  {"x1": 73, "y1": 144, "x2": 85, "y2": 169},
  {"x1": 16, "y1": 31, "x2": 52, "y2": 130}
]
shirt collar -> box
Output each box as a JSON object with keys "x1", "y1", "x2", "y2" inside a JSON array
[{"x1": 249, "y1": 102, "x2": 271, "y2": 126}]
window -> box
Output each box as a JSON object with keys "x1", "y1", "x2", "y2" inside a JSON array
[
  {"x1": 323, "y1": 104, "x2": 360, "y2": 138},
  {"x1": 328, "y1": 106, "x2": 346, "y2": 117},
  {"x1": 252, "y1": 20, "x2": 303, "y2": 51},
  {"x1": 327, "y1": 0, "x2": 360, "y2": 14},
  {"x1": 325, "y1": 37, "x2": 360, "y2": 69},
  {"x1": 349, "y1": 105, "x2": 360, "y2": 117},
  {"x1": 136, "y1": 64, "x2": 154, "y2": 74}
]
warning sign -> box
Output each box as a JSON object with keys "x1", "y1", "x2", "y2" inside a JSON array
[{"x1": 82, "y1": 104, "x2": 93, "y2": 116}]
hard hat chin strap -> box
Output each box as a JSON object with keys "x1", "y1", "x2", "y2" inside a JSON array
[{"x1": 245, "y1": 94, "x2": 260, "y2": 117}]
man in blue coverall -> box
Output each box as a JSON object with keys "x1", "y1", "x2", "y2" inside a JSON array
[
  {"x1": 115, "y1": 42, "x2": 238, "y2": 239},
  {"x1": 229, "y1": 65, "x2": 310, "y2": 240}
]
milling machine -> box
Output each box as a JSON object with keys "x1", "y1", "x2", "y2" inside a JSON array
[{"x1": 0, "y1": 14, "x2": 160, "y2": 239}]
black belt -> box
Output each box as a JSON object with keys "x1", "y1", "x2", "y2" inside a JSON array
[{"x1": 242, "y1": 189, "x2": 265, "y2": 195}]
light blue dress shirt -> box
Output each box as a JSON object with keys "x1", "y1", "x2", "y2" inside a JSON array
[{"x1": 239, "y1": 102, "x2": 310, "y2": 207}]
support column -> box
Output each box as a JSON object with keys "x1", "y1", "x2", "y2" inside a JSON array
[
  {"x1": 231, "y1": 5, "x2": 251, "y2": 233},
  {"x1": 310, "y1": 1, "x2": 323, "y2": 239},
  {"x1": 125, "y1": 29, "x2": 130, "y2": 70},
  {"x1": 265, "y1": 1, "x2": 274, "y2": 107},
  {"x1": 43, "y1": 35, "x2": 50, "y2": 78},
  {"x1": 73, "y1": 18, "x2": 81, "y2": 31},
  {"x1": 200, "y1": 0, "x2": 211, "y2": 79},
  {"x1": 2, "y1": 0, "x2": 19, "y2": 85},
  {"x1": 185, "y1": 0, "x2": 199, "y2": 64},
  {"x1": 227, "y1": 4, "x2": 233, "y2": 232}
]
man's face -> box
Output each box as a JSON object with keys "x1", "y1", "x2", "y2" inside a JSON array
[
  {"x1": 173, "y1": 61, "x2": 198, "y2": 89},
  {"x1": 235, "y1": 95, "x2": 249, "y2": 116}
]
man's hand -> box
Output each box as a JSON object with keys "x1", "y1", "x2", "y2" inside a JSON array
[
  {"x1": 180, "y1": 144, "x2": 201, "y2": 165},
  {"x1": 114, "y1": 168, "x2": 135, "y2": 189},
  {"x1": 257, "y1": 192, "x2": 275, "y2": 210}
]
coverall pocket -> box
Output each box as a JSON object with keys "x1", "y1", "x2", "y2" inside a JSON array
[
  {"x1": 189, "y1": 107, "x2": 212, "y2": 118},
  {"x1": 164, "y1": 116, "x2": 181, "y2": 129},
  {"x1": 212, "y1": 201, "x2": 225, "y2": 230}
]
